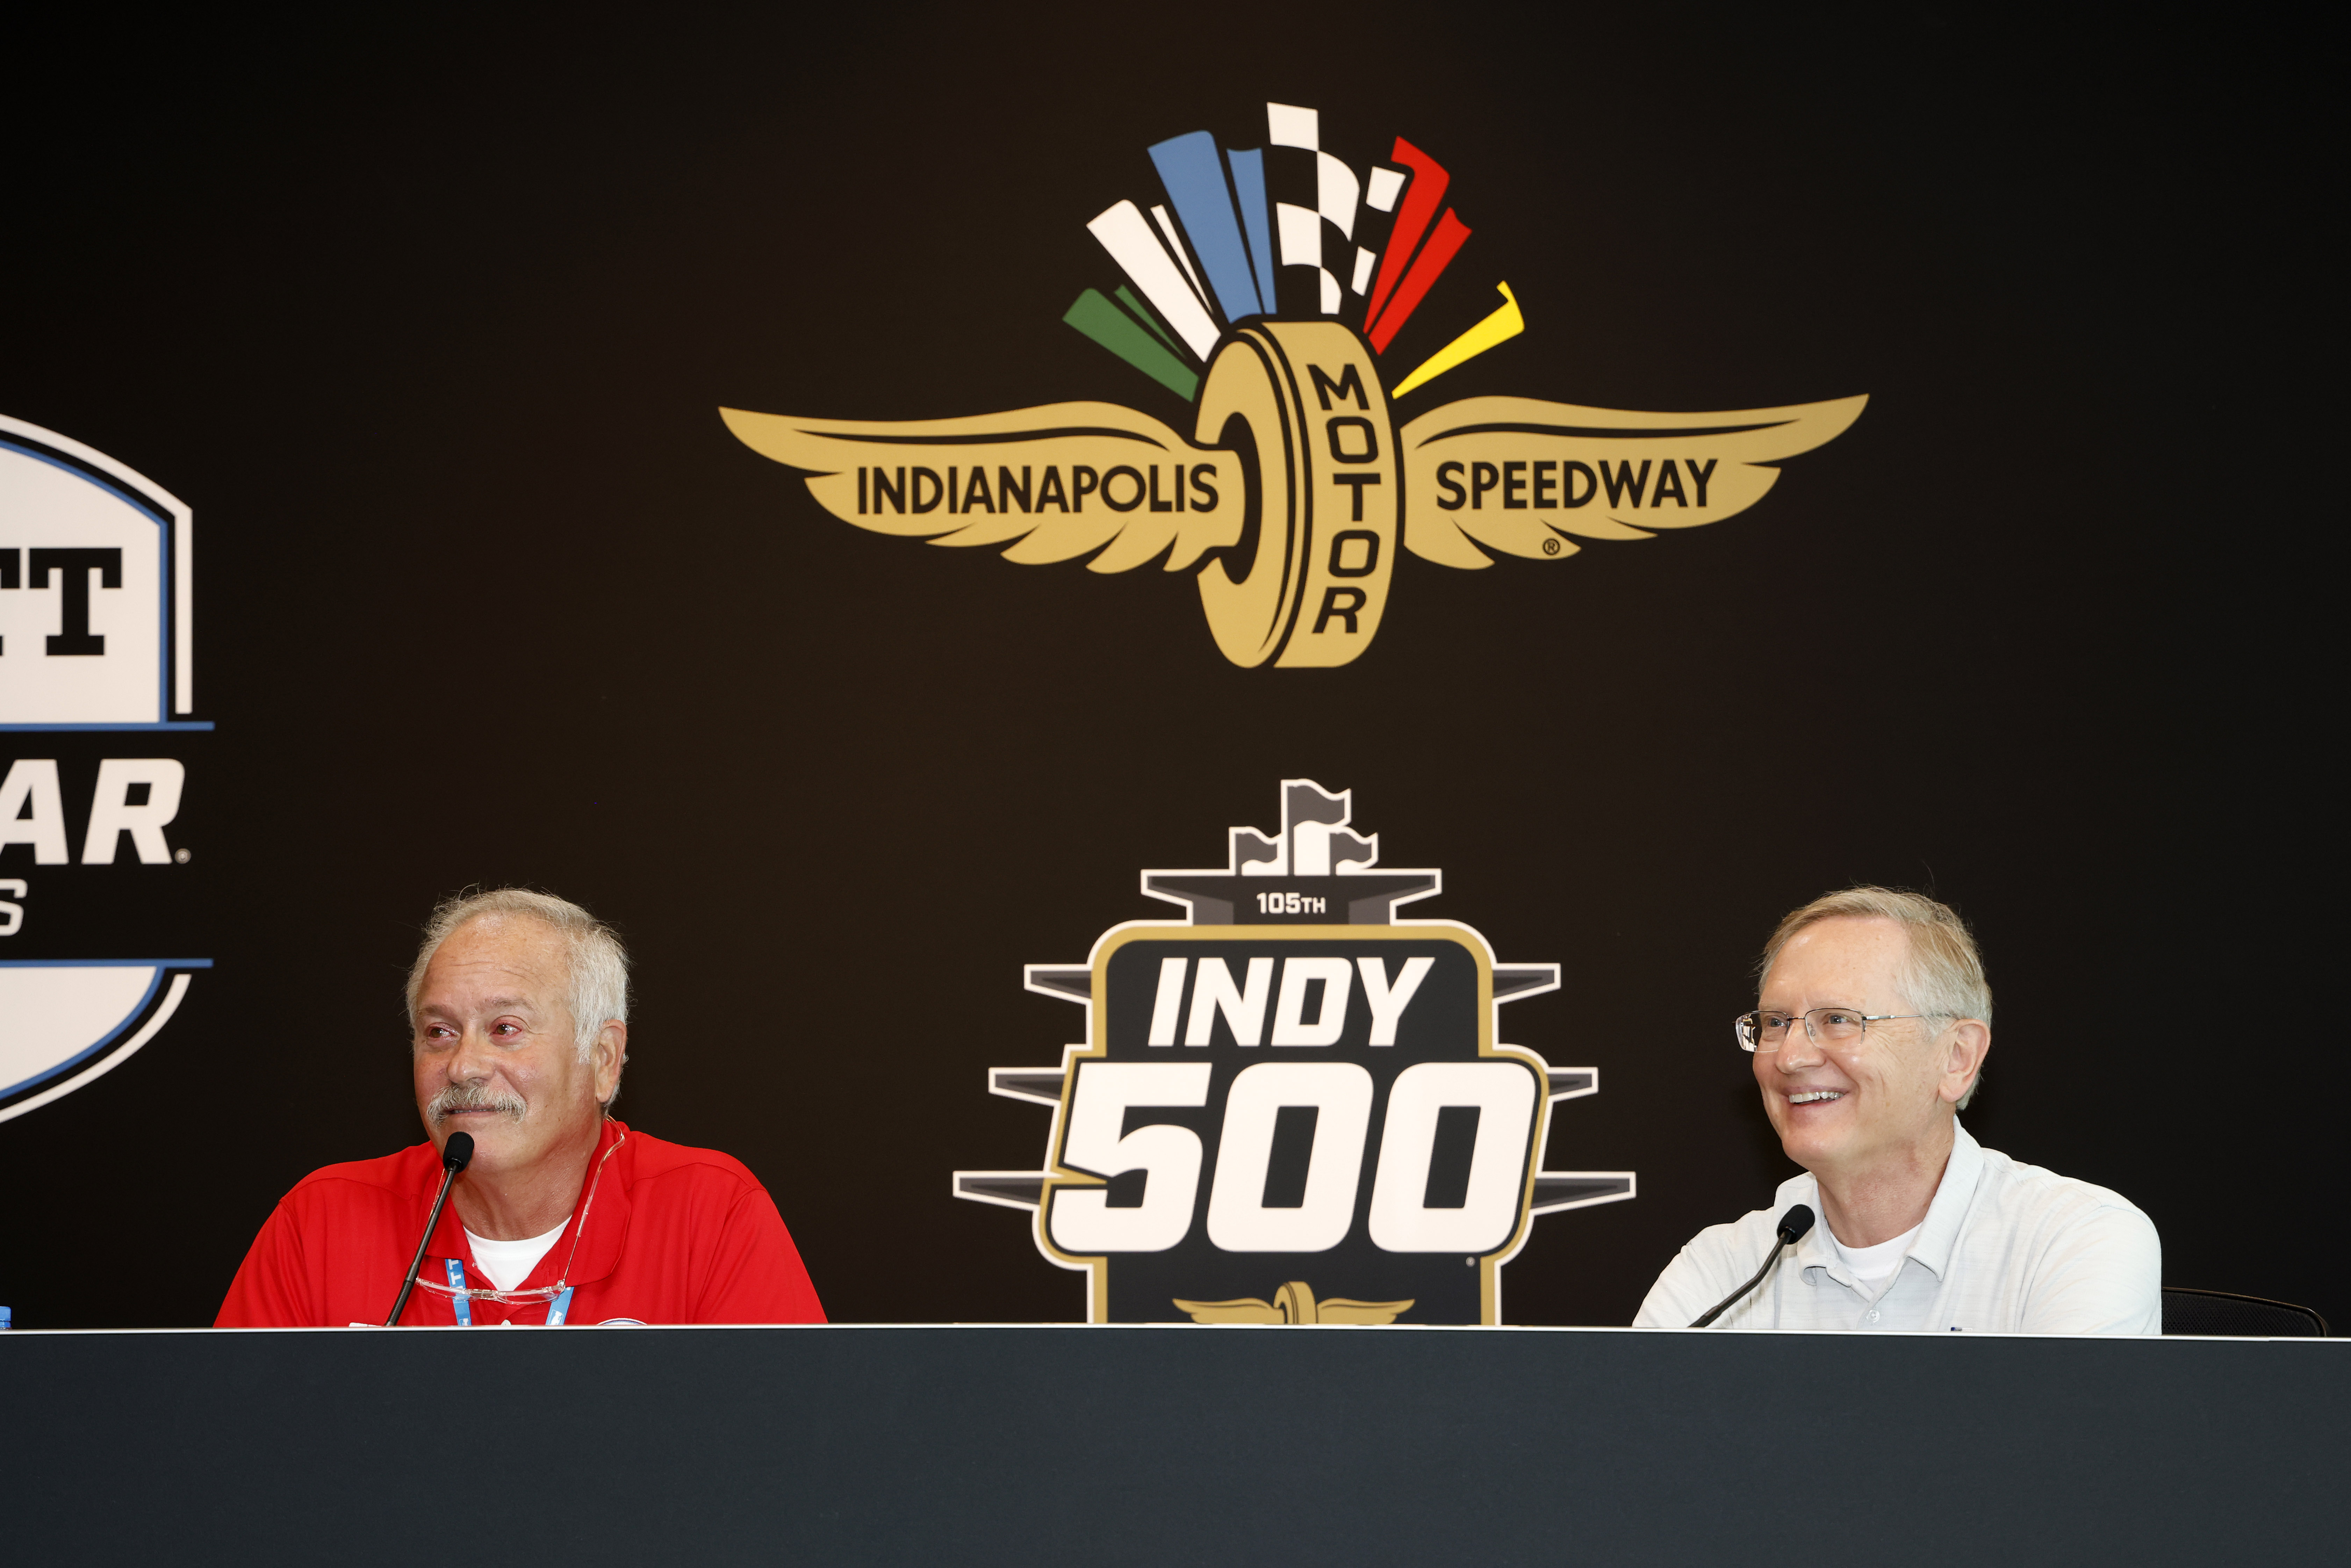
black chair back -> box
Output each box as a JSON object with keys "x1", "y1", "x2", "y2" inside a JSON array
[{"x1": 2161, "y1": 1287, "x2": 2329, "y2": 1337}]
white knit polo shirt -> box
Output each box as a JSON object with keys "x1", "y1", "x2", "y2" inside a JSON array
[{"x1": 1633, "y1": 1122, "x2": 2161, "y2": 1334}]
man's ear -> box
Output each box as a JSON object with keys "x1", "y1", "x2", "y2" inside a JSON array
[
  {"x1": 1937, "y1": 1019, "x2": 1990, "y2": 1105},
  {"x1": 592, "y1": 1020, "x2": 628, "y2": 1105}
]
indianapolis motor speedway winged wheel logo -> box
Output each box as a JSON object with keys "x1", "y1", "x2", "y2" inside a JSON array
[
  {"x1": 953, "y1": 781, "x2": 1634, "y2": 1324},
  {"x1": 726, "y1": 101, "x2": 1863, "y2": 667}
]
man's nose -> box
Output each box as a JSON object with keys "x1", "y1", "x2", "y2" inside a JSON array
[
  {"x1": 1775, "y1": 1019, "x2": 1826, "y2": 1070},
  {"x1": 444, "y1": 1025, "x2": 496, "y2": 1082}
]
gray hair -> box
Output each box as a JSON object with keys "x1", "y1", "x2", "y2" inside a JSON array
[
  {"x1": 1759, "y1": 886, "x2": 1992, "y2": 1111},
  {"x1": 404, "y1": 888, "x2": 631, "y2": 1073}
]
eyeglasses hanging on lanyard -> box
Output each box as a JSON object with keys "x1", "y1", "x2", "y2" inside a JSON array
[{"x1": 415, "y1": 1265, "x2": 575, "y2": 1327}]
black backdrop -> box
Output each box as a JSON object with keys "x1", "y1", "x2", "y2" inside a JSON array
[{"x1": 1, "y1": 4, "x2": 2329, "y2": 1331}]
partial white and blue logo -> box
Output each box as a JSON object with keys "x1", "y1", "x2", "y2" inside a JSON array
[
  {"x1": 1, "y1": 412, "x2": 203, "y2": 731},
  {"x1": 0, "y1": 959, "x2": 210, "y2": 1125},
  {"x1": 2, "y1": 412, "x2": 210, "y2": 1124}
]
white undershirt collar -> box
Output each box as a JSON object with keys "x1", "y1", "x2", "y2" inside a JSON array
[
  {"x1": 464, "y1": 1216, "x2": 571, "y2": 1292},
  {"x1": 1830, "y1": 1219, "x2": 1925, "y2": 1298}
]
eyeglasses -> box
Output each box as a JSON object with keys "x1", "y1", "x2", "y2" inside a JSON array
[
  {"x1": 409, "y1": 1277, "x2": 569, "y2": 1308},
  {"x1": 1734, "y1": 1007, "x2": 1930, "y2": 1052}
]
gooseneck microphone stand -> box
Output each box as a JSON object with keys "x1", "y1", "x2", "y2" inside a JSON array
[
  {"x1": 1690, "y1": 1204, "x2": 1815, "y2": 1328},
  {"x1": 384, "y1": 1132, "x2": 475, "y2": 1327}
]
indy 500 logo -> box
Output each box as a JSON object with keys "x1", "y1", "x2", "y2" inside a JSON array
[{"x1": 955, "y1": 782, "x2": 1633, "y2": 1324}]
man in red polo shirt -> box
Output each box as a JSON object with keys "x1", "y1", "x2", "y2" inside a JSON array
[{"x1": 218, "y1": 889, "x2": 825, "y2": 1328}]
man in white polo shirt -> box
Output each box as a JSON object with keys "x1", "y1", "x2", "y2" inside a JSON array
[{"x1": 1635, "y1": 887, "x2": 2160, "y2": 1334}]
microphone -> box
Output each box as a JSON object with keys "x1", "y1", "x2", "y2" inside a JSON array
[
  {"x1": 384, "y1": 1132, "x2": 474, "y2": 1327},
  {"x1": 1689, "y1": 1204, "x2": 1814, "y2": 1328}
]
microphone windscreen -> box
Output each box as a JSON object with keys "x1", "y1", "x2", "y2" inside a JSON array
[
  {"x1": 1778, "y1": 1204, "x2": 1815, "y2": 1244},
  {"x1": 442, "y1": 1131, "x2": 476, "y2": 1172}
]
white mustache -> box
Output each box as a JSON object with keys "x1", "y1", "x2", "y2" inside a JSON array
[{"x1": 426, "y1": 1082, "x2": 527, "y2": 1122}]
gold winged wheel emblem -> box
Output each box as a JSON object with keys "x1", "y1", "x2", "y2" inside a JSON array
[
  {"x1": 724, "y1": 319, "x2": 1863, "y2": 669},
  {"x1": 1173, "y1": 1281, "x2": 1415, "y2": 1326}
]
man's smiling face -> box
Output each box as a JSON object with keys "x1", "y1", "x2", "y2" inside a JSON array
[
  {"x1": 1753, "y1": 916, "x2": 1959, "y2": 1182},
  {"x1": 411, "y1": 915, "x2": 611, "y2": 1178}
]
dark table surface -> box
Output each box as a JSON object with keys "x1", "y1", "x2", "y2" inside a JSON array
[{"x1": 3, "y1": 1324, "x2": 2343, "y2": 1565}]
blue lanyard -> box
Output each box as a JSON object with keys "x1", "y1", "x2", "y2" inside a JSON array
[{"x1": 444, "y1": 1258, "x2": 574, "y2": 1326}]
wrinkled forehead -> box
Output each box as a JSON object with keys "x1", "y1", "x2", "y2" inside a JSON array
[
  {"x1": 417, "y1": 915, "x2": 572, "y2": 1015},
  {"x1": 1761, "y1": 916, "x2": 1912, "y2": 1002}
]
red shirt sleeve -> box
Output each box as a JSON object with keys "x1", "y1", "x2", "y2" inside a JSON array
[
  {"x1": 215, "y1": 1199, "x2": 316, "y2": 1327},
  {"x1": 696, "y1": 1183, "x2": 826, "y2": 1324}
]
